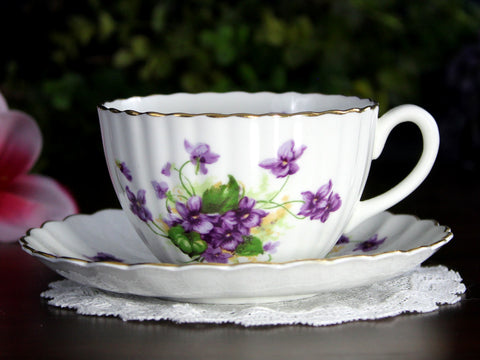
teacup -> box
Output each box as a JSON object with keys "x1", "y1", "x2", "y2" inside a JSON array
[{"x1": 98, "y1": 92, "x2": 439, "y2": 264}]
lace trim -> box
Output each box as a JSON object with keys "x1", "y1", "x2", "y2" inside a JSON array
[{"x1": 41, "y1": 265, "x2": 465, "y2": 327}]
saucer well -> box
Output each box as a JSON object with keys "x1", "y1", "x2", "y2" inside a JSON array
[{"x1": 20, "y1": 209, "x2": 452, "y2": 304}]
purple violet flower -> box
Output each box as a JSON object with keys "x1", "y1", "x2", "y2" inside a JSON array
[
  {"x1": 86, "y1": 252, "x2": 123, "y2": 263},
  {"x1": 259, "y1": 140, "x2": 306, "y2": 178},
  {"x1": 125, "y1": 186, "x2": 153, "y2": 222},
  {"x1": 298, "y1": 180, "x2": 342, "y2": 222},
  {"x1": 162, "y1": 213, "x2": 181, "y2": 228},
  {"x1": 233, "y1": 196, "x2": 268, "y2": 231},
  {"x1": 319, "y1": 192, "x2": 342, "y2": 222},
  {"x1": 263, "y1": 241, "x2": 280, "y2": 254},
  {"x1": 336, "y1": 235, "x2": 350, "y2": 245},
  {"x1": 175, "y1": 196, "x2": 215, "y2": 234},
  {"x1": 353, "y1": 234, "x2": 387, "y2": 252},
  {"x1": 208, "y1": 225, "x2": 246, "y2": 252},
  {"x1": 116, "y1": 160, "x2": 132, "y2": 181},
  {"x1": 203, "y1": 201, "x2": 267, "y2": 252},
  {"x1": 202, "y1": 246, "x2": 232, "y2": 264},
  {"x1": 202, "y1": 212, "x2": 247, "y2": 251},
  {"x1": 151, "y1": 180, "x2": 168, "y2": 199},
  {"x1": 184, "y1": 140, "x2": 220, "y2": 175},
  {"x1": 298, "y1": 180, "x2": 332, "y2": 218},
  {"x1": 215, "y1": 211, "x2": 238, "y2": 230},
  {"x1": 161, "y1": 162, "x2": 171, "y2": 176}
]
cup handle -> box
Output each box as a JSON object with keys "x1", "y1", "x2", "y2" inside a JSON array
[{"x1": 344, "y1": 104, "x2": 440, "y2": 232}]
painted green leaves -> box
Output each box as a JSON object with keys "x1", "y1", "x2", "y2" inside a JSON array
[
  {"x1": 235, "y1": 236, "x2": 264, "y2": 256},
  {"x1": 201, "y1": 175, "x2": 241, "y2": 214},
  {"x1": 168, "y1": 225, "x2": 208, "y2": 256}
]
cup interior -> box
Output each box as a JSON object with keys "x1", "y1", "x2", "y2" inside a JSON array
[{"x1": 101, "y1": 92, "x2": 376, "y2": 116}]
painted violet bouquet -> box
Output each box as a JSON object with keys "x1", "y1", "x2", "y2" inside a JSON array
[{"x1": 116, "y1": 140, "x2": 342, "y2": 263}]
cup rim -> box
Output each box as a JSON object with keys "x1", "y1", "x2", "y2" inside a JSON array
[{"x1": 97, "y1": 91, "x2": 379, "y2": 118}]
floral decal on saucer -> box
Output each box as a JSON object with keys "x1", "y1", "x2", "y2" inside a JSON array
[
  {"x1": 328, "y1": 234, "x2": 387, "y2": 256},
  {"x1": 115, "y1": 139, "x2": 342, "y2": 263},
  {"x1": 85, "y1": 252, "x2": 124, "y2": 263}
]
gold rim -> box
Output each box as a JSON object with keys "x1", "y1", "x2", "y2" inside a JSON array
[
  {"x1": 97, "y1": 93, "x2": 379, "y2": 118},
  {"x1": 19, "y1": 210, "x2": 453, "y2": 269}
]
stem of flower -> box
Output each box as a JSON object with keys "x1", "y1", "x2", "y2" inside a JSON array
[
  {"x1": 177, "y1": 161, "x2": 196, "y2": 197},
  {"x1": 185, "y1": 178, "x2": 196, "y2": 196},
  {"x1": 114, "y1": 167, "x2": 124, "y2": 192},
  {"x1": 151, "y1": 221, "x2": 168, "y2": 236},
  {"x1": 261, "y1": 200, "x2": 305, "y2": 209},
  {"x1": 184, "y1": 255, "x2": 201, "y2": 264},
  {"x1": 257, "y1": 200, "x2": 306, "y2": 220},
  {"x1": 146, "y1": 222, "x2": 169, "y2": 238},
  {"x1": 167, "y1": 191, "x2": 189, "y2": 205},
  {"x1": 268, "y1": 175, "x2": 289, "y2": 202}
]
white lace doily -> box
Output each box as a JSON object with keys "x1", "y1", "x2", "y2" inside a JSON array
[{"x1": 41, "y1": 265, "x2": 465, "y2": 327}]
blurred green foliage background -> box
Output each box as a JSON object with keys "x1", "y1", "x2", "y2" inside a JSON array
[{"x1": 1, "y1": 0, "x2": 479, "y2": 212}]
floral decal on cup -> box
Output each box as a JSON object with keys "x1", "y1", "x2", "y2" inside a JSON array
[{"x1": 115, "y1": 139, "x2": 342, "y2": 263}]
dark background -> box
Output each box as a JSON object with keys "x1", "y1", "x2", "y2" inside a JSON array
[{"x1": 1, "y1": 0, "x2": 479, "y2": 214}]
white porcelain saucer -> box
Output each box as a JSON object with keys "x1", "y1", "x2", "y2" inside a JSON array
[{"x1": 20, "y1": 209, "x2": 452, "y2": 304}]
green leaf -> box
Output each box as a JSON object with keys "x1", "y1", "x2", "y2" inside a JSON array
[
  {"x1": 186, "y1": 231, "x2": 201, "y2": 242},
  {"x1": 168, "y1": 225, "x2": 186, "y2": 246},
  {"x1": 235, "y1": 236, "x2": 264, "y2": 257},
  {"x1": 168, "y1": 227, "x2": 206, "y2": 255},
  {"x1": 191, "y1": 238, "x2": 208, "y2": 255},
  {"x1": 186, "y1": 231, "x2": 208, "y2": 255},
  {"x1": 184, "y1": 232, "x2": 207, "y2": 255},
  {"x1": 177, "y1": 238, "x2": 193, "y2": 254},
  {"x1": 201, "y1": 175, "x2": 240, "y2": 213}
]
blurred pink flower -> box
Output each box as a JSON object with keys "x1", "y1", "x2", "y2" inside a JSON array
[{"x1": 0, "y1": 92, "x2": 78, "y2": 242}]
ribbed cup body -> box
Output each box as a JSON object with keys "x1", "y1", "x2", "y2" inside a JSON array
[{"x1": 98, "y1": 92, "x2": 378, "y2": 264}]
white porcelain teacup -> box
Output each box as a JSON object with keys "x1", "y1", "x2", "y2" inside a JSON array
[{"x1": 98, "y1": 92, "x2": 439, "y2": 264}]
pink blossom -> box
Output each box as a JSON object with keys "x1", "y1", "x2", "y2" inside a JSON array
[{"x1": 0, "y1": 92, "x2": 78, "y2": 242}]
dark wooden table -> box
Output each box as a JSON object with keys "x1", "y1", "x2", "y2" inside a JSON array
[{"x1": 1, "y1": 163, "x2": 479, "y2": 360}]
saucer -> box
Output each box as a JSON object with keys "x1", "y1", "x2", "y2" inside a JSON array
[{"x1": 20, "y1": 209, "x2": 452, "y2": 304}]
